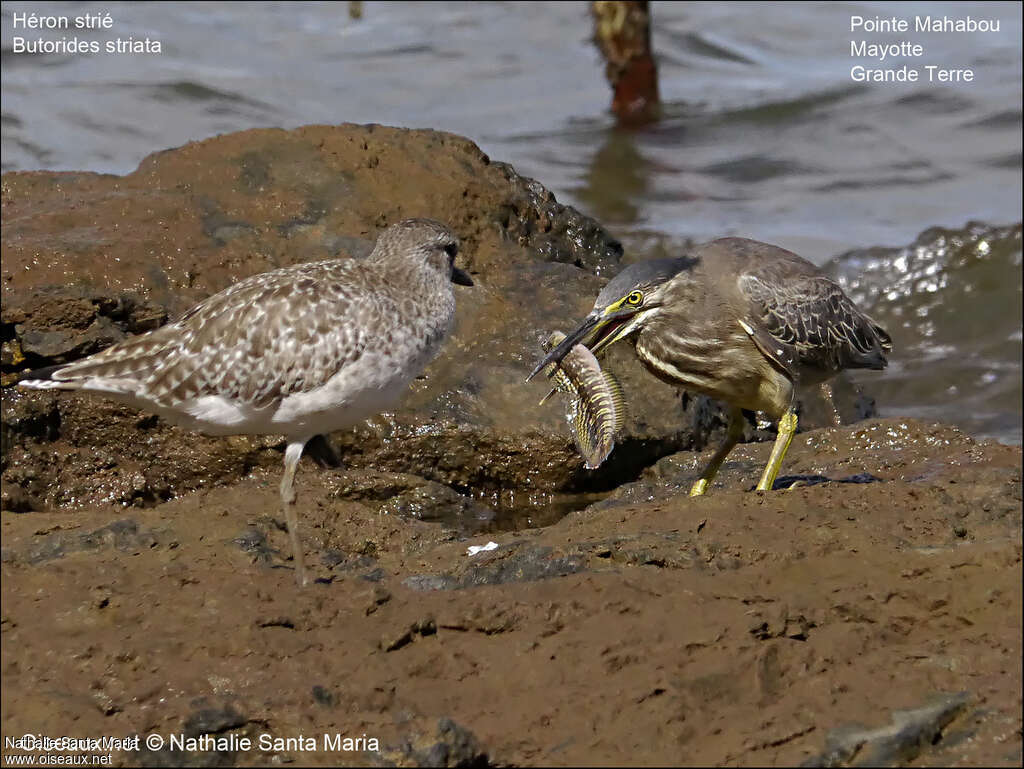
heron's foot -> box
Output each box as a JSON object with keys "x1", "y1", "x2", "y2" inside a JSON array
[{"x1": 689, "y1": 478, "x2": 709, "y2": 497}]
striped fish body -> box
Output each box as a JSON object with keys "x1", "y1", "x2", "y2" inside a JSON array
[{"x1": 541, "y1": 331, "x2": 626, "y2": 469}]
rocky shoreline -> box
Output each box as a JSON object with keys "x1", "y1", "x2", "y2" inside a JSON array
[{"x1": 2, "y1": 125, "x2": 1021, "y2": 766}]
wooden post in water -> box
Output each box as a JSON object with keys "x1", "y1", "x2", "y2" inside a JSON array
[{"x1": 591, "y1": 1, "x2": 661, "y2": 125}]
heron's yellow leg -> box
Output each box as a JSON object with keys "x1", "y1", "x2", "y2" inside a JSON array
[
  {"x1": 689, "y1": 407, "x2": 744, "y2": 496},
  {"x1": 756, "y1": 410, "x2": 798, "y2": 492}
]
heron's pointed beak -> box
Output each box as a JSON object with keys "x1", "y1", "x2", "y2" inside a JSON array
[
  {"x1": 526, "y1": 306, "x2": 639, "y2": 382},
  {"x1": 526, "y1": 313, "x2": 601, "y2": 382}
]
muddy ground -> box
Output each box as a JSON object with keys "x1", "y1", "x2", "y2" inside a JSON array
[
  {"x1": 2, "y1": 418, "x2": 1020, "y2": 767},
  {"x1": 1, "y1": 125, "x2": 1021, "y2": 766}
]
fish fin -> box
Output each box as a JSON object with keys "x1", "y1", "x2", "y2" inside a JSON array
[{"x1": 603, "y1": 371, "x2": 628, "y2": 433}]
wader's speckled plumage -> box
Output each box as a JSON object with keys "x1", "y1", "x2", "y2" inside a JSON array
[{"x1": 19, "y1": 218, "x2": 472, "y2": 584}]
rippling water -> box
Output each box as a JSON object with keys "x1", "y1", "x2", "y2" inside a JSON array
[{"x1": 2, "y1": 1, "x2": 1021, "y2": 441}]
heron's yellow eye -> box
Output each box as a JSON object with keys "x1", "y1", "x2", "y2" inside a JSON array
[{"x1": 626, "y1": 290, "x2": 644, "y2": 306}]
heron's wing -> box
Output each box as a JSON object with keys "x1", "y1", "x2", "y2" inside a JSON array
[
  {"x1": 53, "y1": 261, "x2": 374, "y2": 408},
  {"x1": 737, "y1": 272, "x2": 891, "y2": 375}
]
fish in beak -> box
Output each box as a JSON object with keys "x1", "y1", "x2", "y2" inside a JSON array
[{"x1": 526, "y1": 303, "x2": 643, "y2": 382}]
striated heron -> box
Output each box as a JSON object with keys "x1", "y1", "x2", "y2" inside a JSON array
[{"x1": 529, "y1": 237, "x2": 892, "y2": 495}]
